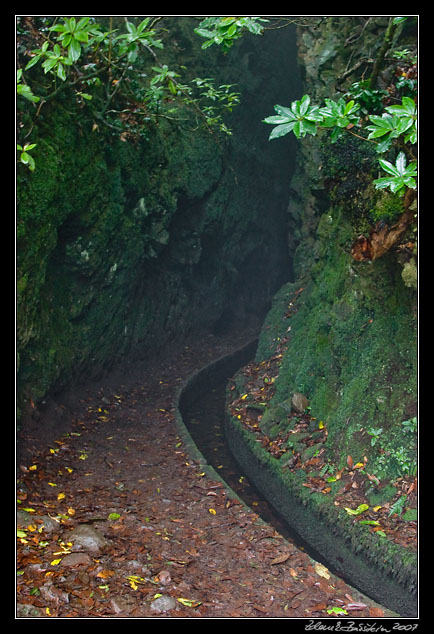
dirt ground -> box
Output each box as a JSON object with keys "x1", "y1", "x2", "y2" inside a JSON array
[{"x1": 16, "y1": 330, "x2": 401, "y2": 619}]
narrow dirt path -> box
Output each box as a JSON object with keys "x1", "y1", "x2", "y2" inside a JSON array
[{"x1": 17, "y1": 331, "x2": 391, "y2": 619}]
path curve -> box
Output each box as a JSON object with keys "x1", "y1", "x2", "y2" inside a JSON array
[{"x1": 17, "y1": 332, "x2": 397, "y2": 619}]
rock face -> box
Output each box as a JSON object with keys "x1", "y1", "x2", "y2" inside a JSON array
[
  {"x1": 17, "y1": 20, "x2": 301, "y2": 415},
  {"x1": 255, "y1": 16, "x2": 417, "y2": 481}
]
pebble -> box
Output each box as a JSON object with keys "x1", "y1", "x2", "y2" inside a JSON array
[
  {"x1": 68, "y1": 524, "x2": 109, "y2": 554},
  {"x1": 150, "y1": 595, "x2": 178, "y2": 613},
  {"x1": 61, "y1": 552, "x2": 92, "y2": 567}
]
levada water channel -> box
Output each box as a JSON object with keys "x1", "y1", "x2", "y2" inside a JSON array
[
  {"x1": 178, "y1": 341, "x2": 351, "y2": 580},
  {"x1": 176, "y1": 339, "x2": 417, "y2": 617}
]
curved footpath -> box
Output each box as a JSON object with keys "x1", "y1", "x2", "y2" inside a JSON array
[{"x1": 17, "y1": 331, "x2": 404, "y2": 619}]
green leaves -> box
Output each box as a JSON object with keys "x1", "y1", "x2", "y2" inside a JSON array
[
  {"x1": 16, "y1": 69, "x2": 40, "y2": 103},
  {"x1": 25, "y1": 40, "x2": 72, "y2": 81},
  {"x1": 374, "y1": 151, "x2": 417, "y2": 196},
  {"x1": 17, "y1": 143, "x2": 37, "y2": 171},
  {"x1": 48, "y1": 17, "x2": 105, "y2": 62},
  {"x1": 263, "y1": 95, "x2": 323, "y2": 139},
  {"x1": 25, "y1": 17, "x2": 106, "y2": 80},
  {"x1": 366, "y1": 96, "x2": 417, "y2": 151},
  {"x1": 194, "y1": 17, "x2": 268, "y2": 52},
  {"x1": 264, "y1": 92, "x2": 417, "y2": 198},
  {"x1": 116, "y1": 18, "x2": 163, "y2": 62},
  {"x1": 264, "y1": 96, "x2": 359, "y2": 141},
  {"x1": 318, "y1": 98, "x2": 360, "y2": 141}
]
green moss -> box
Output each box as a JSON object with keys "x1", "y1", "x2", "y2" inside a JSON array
[
  {"x1": 225, "y1": 409, "x2": 417, "y2": 612},
  {"x1": 369, "y1": 190, "x2": 406, "y2": 224},
  {"x1": 256, "y1": 201, "x2": 417, "y2": 479}
]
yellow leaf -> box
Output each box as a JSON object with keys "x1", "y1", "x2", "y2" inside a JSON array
[
  {"x1": 241, "y1": 394, "x2": 248, "y2": 400},
  {"x1": 29, "y1": 465, "x2": 37, "y2": 471},
  {"x1": 96, "y1": 569, "x2": 115, "y2": 579},
  {"x1": 57, "y1": 492, "x2": 65, "y2": 500},
  {"x1": 50, "y1": 558, "x2": 62, "y2": 566},
  {"x1": 314, "y1": 562, "x2": 331, "y2": 579},
  {"x1": 318, "y1": 421, "x2": 325, "y2": 429},
  {"x1": 209, "y1": 508, "x2": 216, "y2": 515},
  {"x1": 373, "y1": 505, "x2": 382, "y2": 512},
  {"x1": 127, "y1": 575, "x2": 145, "y2": 590},
  {"x1": 48, "y1": 482, "x2": 57, "y2": 487},
  {"x1": 177, "y1": 597, "x2": 202, "y2": 607},
  {"x1": 344, "y1": 503, "x2": 369, "y2": 516},
  {"x1": 67, "y1": 508, "x2": 75, "y2": 516}
]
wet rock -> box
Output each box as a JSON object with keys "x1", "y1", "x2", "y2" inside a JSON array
[
  {"x1": 291, "y1": 392, "x2": 309, "y2": 413},
  {"x1": 110, "y1": 596, "x2": 136, "y2": 615},
  {"x1": 39, "y1": 582, "x2": 69, "y2": 605},
  {"x1": 17, "y1": 509, "x2": 59, "y2": 533},
  {"x1": 68, "y1": 524, "x2": 109, "y2": 554},
  {"x1": 61, "y1": 552, "x2": 92, "y2": 567},
  {"x1": 16, "y1": 603, "x2": 45, "y2": 618},
  {"x1": 150, "y1": 594, "x2": 178, "y2": 613}
]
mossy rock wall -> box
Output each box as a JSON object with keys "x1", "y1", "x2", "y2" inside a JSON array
[
  {"x1": 256, "y1": 205, "x2": 417, "y2": 478},
  {"x1": 17, "y1": 19, "x2": 301, "y2": 414},
  {"x1": 224, "y1": 408, "x2": 417, "y2": 616},
  {"x1": 254, "y1": 16, "x2": 417, "y2": 481}
]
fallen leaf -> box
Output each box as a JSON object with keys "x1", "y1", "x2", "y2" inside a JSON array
[
  {"x1": 344, "y1": 503, "x2": 369, "y2": 516},
  {"x1": 327, "y1": 606, "x2": 348, "y2": 615},
  {"x1": 97, "y1": 569, "x2": 115, "y2": 579},
  {"x1": 346, "y1": 602, "x2": 368, "y2": 611},
  {"x1": 177, "y1": 597, "x2": 201, "y2": 607},
  {"x1": 347, "y1": 455, "x2": 354, "y2": 469},
  {"x1": 314, "y1": 562, "x2": 330, "y2": 580},
  {"x1": 369, "y1": 607, "x2": 385, "y2": 617},
  {"x1": 271, "y1": 552, "x2": 290, "y2": 565},
  {"x1": 108, "y1": 513, "x2": 121, "y2": 521}
]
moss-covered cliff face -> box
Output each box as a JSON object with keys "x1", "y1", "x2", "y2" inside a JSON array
[
  {"x1": 225, "y1": 18, "x2": 417, "y2": 613},
  {"x1": 255, "y1": 16, "x2": 417, "y2": 483},
  {"x1": 17, "y1": 19, "x2": 300, "y2": 415}
]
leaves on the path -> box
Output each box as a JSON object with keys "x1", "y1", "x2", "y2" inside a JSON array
[
  {"x1": 177, "y1": 597, "x2": 202, "y2": 608},
  {"x1": 314, "y1": 562, "x2": 330, "y2": 579},
  {"x1": 270, "y1": 552, "x2": 290, "y2": 565},
  {"x1": 17, "y1": 334, "x2": 405, "y2": 618}
]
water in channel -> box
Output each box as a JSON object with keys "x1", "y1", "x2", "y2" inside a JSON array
[{"x1": 182, "y1": 377, "x2": 340, "y2": 574}]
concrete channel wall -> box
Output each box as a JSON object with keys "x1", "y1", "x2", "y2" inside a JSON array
[{"x1": 175, "y1": 339, "x2": 414, "y2": 617}]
